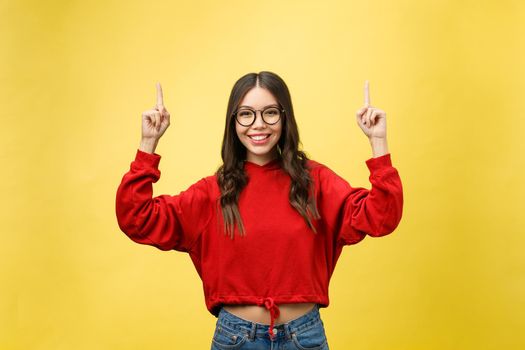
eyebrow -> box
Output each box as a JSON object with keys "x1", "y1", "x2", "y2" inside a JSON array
[{"x1": 238, "y1": 103, "x2": 280, "y2": 109}]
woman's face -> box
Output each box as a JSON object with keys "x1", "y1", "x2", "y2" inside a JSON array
[{"x1": 235, "y1": 86, "x2": 283, "y2": 166}]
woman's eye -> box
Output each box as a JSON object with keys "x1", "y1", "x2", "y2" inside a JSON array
[{"x1": 264, "y1": 108, "x2": 279, "y2": 115}]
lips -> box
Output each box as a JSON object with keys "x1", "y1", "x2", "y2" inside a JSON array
[
  {"x1": 248, "y1": 134, "x2": 271, "y2": 141},
  {"x1": 247, "y1": 133, "x2": 271, "y2": 145}
]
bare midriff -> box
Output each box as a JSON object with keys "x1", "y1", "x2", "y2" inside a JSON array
[{"x1": 223, "y1": 302, "x2": 317, "y2": 325}]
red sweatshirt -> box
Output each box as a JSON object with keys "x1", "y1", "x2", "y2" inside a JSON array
[{"x1": 115, "y1": 150, "x2": 403, "y2": 338}]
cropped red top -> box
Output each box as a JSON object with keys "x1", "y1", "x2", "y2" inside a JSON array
[{"x1": 115, "y1": 149, "x2": 403, "y2": 339}]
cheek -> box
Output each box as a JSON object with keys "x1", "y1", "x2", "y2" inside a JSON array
[
  {"x1": 274, "y1": 123, "x2": 283, "y2": 139},
  {"x1": 235, "y1": 123, "x2": 243, "y2": 140},
  {"x1": 235, "y1": 124, "x2": 249, "y2": 148}
]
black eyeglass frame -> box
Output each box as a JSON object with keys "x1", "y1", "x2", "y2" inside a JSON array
[{"x1": 232, "y1": 106, "x2": 285, "y2": 127}]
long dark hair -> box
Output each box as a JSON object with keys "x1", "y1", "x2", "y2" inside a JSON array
[{"x1": 215, "y1": 71, "x2": 320, "y2": 239}]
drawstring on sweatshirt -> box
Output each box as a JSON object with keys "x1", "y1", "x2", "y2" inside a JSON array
[{"x1": 257, "y1": 297, "x2": 280, "y2": 340}]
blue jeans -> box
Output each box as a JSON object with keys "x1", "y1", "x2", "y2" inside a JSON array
[{"x1": 211, "y1": 304, "x2": 330, "y2": 350}]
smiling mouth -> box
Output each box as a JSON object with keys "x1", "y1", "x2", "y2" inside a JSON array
[{"x1": 248, "y1": 135, "x2": 271, "y2": 140}]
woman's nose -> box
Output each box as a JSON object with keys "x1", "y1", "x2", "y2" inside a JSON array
[{"x1": 251, "y1": 111, "x2": 267, "y2": 128}]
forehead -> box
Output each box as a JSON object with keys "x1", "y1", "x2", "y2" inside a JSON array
[{"x1": 239, "y1": 87, "x2": 278, "y2": 108}]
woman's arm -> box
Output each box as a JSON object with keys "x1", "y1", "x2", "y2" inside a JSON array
[
  {"x1": 115, "y1": 83, "x2": 211, "y2": 252},
  {"x1": 115, "y1": 150, "x2": 211, "y2": 252},
  {"x1": 317, "y1": 155, "x2": 403, "y2": 247},
  {"x1": 319, "y1": 81, "x2": 403, "y2": 246},
  {"x1": 370, "y1": 137, "x2": 389, "y2": 158}
]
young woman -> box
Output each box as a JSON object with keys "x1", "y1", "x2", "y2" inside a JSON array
[{"x1": 116, "y1": 71, "x2": 403, "y2": 350}]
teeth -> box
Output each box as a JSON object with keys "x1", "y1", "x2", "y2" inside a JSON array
[{"x1": 250, "y1": 135, "x2": 269, "y2": 141}]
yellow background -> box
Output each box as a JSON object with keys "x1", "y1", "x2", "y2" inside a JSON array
[{"x1": 1, "y1": 0, "x2": 524, "y2": 348}]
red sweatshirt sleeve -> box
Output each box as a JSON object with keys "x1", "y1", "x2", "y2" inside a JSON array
[
  {"x1": 115, "y1": 149, "x2": 212, "y2": 252},
  {"x1": 317, "y1": 153, "x2": 404, "y2": 247}
]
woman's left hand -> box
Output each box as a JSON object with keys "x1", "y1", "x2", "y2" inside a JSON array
[{"x1": 355, "y1": 80, "x2": 387, "y2": 139}]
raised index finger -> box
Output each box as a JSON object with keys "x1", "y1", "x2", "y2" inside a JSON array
[
  {"x1": 364, "y1": 80, "x2": 370, "y2": 107},
  {"x1": 156, "y1": 82, "x2": 164, "y2": 107}
]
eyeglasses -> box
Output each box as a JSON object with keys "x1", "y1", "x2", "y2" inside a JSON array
[{"x1": 233, "y1": 106, "x2": 285, "y2": 127}]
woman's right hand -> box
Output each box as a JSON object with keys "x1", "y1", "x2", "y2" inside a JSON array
[{"x1": 141, "y1": 82, "x2": 171, "y2": 141}]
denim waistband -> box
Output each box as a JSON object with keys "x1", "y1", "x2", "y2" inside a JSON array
[{"x1": 217, "y1": 304, "x2": 322, "y2": 341}]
